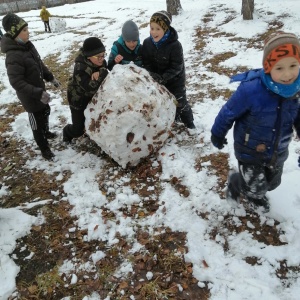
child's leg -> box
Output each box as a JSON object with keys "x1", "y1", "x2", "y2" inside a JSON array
[
  {"x1": 63, "y1": 107, "x2": 86, "y2": 142},
  {"x1": 44, "y1": 21, "x2": 47, "y2": 31},
  {"x1": 173, "y1": 89, "x2": 195, "y2": 129},
  {"x1": 28, "y1": 108, "x2": 54, "y2": 159},
  {"x1": 46, "y1": 21, "x2": 51, "y2": 32},
  {"x1": 266, "y1": 164, "x2": 284, "y2": 191},
  {"x1": 227, "y1": 172, "x2": 242, "y2": 200},
  {"x1": 43, "y1": 105, "x2": 56, "y2": 139},
  {"x1": 238, "y1": 162, "x2": 268, "y2": 199}
]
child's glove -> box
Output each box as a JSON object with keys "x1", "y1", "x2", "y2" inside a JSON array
[
  {"x1": 149, "y1": 72, "x2": 166, "y2": 85},
  {"x1": 211, "y1": 133, "x2": 228, "y2": 149},
  {"x1": 40, "y1": 91, "x2": 51, "y2": 104},
  {"x1": 51, "y1": 78, "x2": 61, "y2": 88}
]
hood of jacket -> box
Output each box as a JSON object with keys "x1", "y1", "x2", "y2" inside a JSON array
[{"x1": 1, "y1": 34, "x2": 27, "y2": 54}]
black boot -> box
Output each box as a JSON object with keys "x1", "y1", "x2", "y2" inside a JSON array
[
  {"x1": 41, "y1": 147, "x2": 55, "y2": 160},
  {"x1": 226, "y1": 172, "x2": 241, "y2": 201},
  {"x1": 45, "y1": 131, "x2": 57, "y2": 139},
  {"x1": 186, "y1": 121, "x2": 196, "y2": 129},
  {"x1": 247, "y1": 196, "x2": 270, "y2": 211}
]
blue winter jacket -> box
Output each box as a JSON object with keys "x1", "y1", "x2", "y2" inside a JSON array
[{"x1": 211, "y1": 69, "x2": 300, "y2": 166}]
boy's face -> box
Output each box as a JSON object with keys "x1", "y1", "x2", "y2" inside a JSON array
[
  {"x1": 16, "y1": 26, "x2": 29, "y2": 43},
  {"x1": 150, "y1": 22, "x2": 164, "y2": 42},
  {"x1": 88, "y1": 52, "x2": 105, "y2": 66},
  {"x1": 270, "y1": 57, "x2": 300, "y2": 84},
  {"x1": 125, "y1": 40, "x2": 138, "y2": 51}
]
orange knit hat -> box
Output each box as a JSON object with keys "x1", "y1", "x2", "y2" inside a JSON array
[{"x1": 263, "y1": 32, "x2": 300, "y2": 73}]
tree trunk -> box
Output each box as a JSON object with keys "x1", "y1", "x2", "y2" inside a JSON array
[
  {"x1": 241, "y1": 0, "x2": 254, "y2": 20},
  {"x1": 166, "y1": 0, "x2": 182, "y2": 16}
]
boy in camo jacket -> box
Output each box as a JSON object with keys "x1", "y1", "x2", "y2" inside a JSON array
[{"x1": 63, "y1": 37, "x2": 108, "y2": 143}]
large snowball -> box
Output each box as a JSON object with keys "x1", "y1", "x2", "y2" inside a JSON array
[
  {"x1": 85, "y1": 64, "x2": 176, "y2": 168},
  {"x1": 49, "y1": 17, "x2": 66, "y2": 33}
]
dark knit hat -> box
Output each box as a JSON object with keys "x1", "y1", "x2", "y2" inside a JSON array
[
  {"x1": 263, "y1": 31, "x2": 300, "y2": 73},
  {"x1": 2, "y1": 13, "x2": 28, "y2": 39},
  {"x1": 122, "y1": 20, "x2": 139, "y2": 41},
  {"x1": 82, "y1": 37, "x2": 106, "y2": 57},
  {"x1": 150, "y1": 10, "x2": 172, "y2": 33}
]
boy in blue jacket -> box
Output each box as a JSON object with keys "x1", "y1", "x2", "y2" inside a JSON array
[{"x1": 211, "y1": 32, "x2": 300, "y2": 210}]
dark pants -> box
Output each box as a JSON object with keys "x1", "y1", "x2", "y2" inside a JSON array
[
  {"x1": 43, "y1": 21, "x2": 51, "y2": 32},
  {"x1": 28, "y1": 105, "x2": 51, "y2": 151},
  {"x1": 228, "y1": 161, "x2": 284, "y2": 200},
  {"x1": 63, "y1": 106, "x2": 86, "y2": 141},
  {"x1": 175, "y1": 92, "x2": 194, "y2": 126},
  {"x1": 167, "y1": 83, "x2": 194, "y2": 126}
]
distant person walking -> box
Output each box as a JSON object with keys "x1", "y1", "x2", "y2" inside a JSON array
[{"x1": 40, "y1": 6, "x2": 51, "y2": 32}]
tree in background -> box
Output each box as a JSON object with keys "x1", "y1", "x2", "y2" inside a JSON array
[
  {"x1": 242, "y1": 0, "x2": 254, "y2": 20},
  {"x1": 166, "y1": 0, "x2": 182, "y2": 15}
]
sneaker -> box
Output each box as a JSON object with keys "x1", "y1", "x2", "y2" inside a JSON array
[
  {"x1": 247, "y1": 196, "x2": 270, "y2": 211},
  {"x1": 45, "y1": 131, "x2": 57, "y2": 139},
  {"x1": 41, "y1": 147, "x2": 55, "y2": 160}
]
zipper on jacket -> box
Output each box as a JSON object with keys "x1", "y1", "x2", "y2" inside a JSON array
[
  {"x1": 244, "y1": 128, "x2": 250, "y2": 145},
  {"x1": 268, "y1": 99, "x2": 283, "y2": 166}
]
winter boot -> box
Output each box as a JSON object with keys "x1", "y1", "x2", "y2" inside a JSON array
[
  {"x1": 41, "y1": 147, "x2": 55, "y2": 160},
  {"x1": 62, "y1": 135, "x2": 73, "y2": 145},
  {"x1": 186, "y1": 121, "x2": 196, "y2": 129},
  {"x1": 226, "y1": 172, "x2": 241, "y2": 201},
  {"x1": 45, "y1": 131, "x2": 57, "y2": 139},
  {"x1": 247, "y1": 196, "x2": 270, "y2": 212}
]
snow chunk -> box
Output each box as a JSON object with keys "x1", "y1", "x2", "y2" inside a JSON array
[{"x1": 85, "y1": 64, "x2": 176, "y2": 168}]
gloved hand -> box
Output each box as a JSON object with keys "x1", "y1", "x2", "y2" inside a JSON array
[
  {"x1": 298, "y1": 156, "x2": 300, "y2": 167},
  {"x1": 51, "y1": 78, "x2": 61, "y2": 88},
  {"x1": 211, "y1": 133, "x2": 228, "y2": 149},
  {"x1": 149, "y1": 72, "x2": 166, "y2": 85},
  {"x1": 40, "y1": 91, "x2": 51, "y2": 104}
]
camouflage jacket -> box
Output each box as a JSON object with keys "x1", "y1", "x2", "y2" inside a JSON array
[{"x1": 67, "y1": 50, "x2": 108, "y2": 110}]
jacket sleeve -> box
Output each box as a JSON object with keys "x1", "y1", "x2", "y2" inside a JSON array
[
  {"x1": 294, "y1": 107, "x2": 300, "y2": 138},
  {"x1": 107, "y1": 43, "x2": 118, "y2": 71},
  {"x1": 73, "y1": 61, "x2": 108, "y2": 92},
  {"x1": 161, "y1": 41, "x2": 184, "y2": 83},
  {"x1": 6, "y1": 52, "x2": 43, "y2": 100},
  {"x1": 211, "y1": 82, "x2": 250, "y2": 138},
  {"x1": 41, "y1": 61, "x2": 54, "y2": 82},
  {"x1": 142, "y1": 39, "x2": 154, "y2": 72}
]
